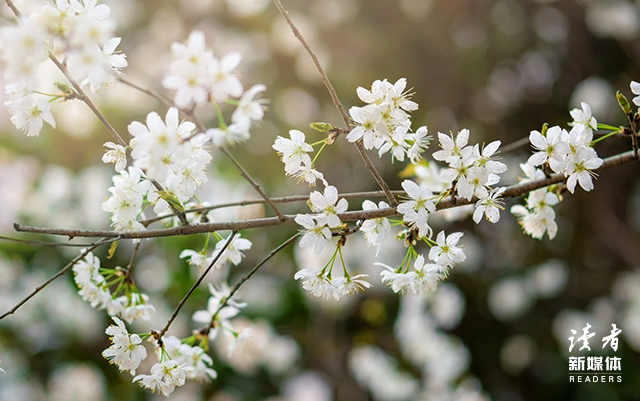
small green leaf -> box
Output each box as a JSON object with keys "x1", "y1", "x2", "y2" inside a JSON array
[
  {"x1": 107, "y1": 240, "x2": 119, "y2": 259},
  {"x1": 54, "y1": 82, "x2": 72, "y2": 94},
  {"x1": 158, "y1": 190, "x2": 185, "y2": 213},
  {"x1": 310, "y1": 122, "x2": 334, "y2": 133},
  {"x1": 617, "y1": 91, "x2": 632, "y2": 115}
]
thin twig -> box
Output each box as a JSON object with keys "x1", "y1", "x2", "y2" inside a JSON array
[
  {"x1": 202, "y1": 233, "x2": 300, "y2": 333},
  {"x1": 0, "y1": 235, "x2": 113, "y2": 248},
  {"x1": 15, "y1": 149, "x2": 639, "y2": 240},
  {"x1": 0, "y1": 237, "x2": 117, "y2": 321},
  {"x1": 220, "y1": 146, "x2": 287, "y2": 221},
  {"x1": 271, "y1": 0, "x2": 398, "y2": 207},
  {"x1": 157, "y1": 231, "x2": 237, "y2": 339},
  {"x1": 123, "y1": 241, "x2": 142, "y2": 282},
  {"x1": 4, "y1": 0, "x2": 21, "y2": 18},
  {"x1": 500, "y1": 137, "x2": 531, "y2": 153},
  {"x1": 141, "y1": 190, "x2": 407, "y2": 226},
  {"x1": 47, "y1": 55, "x2": 127, "y2": 147}
]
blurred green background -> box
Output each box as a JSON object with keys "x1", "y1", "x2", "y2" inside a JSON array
[{"x1": 1, "y1": 0, "x2": 640, "y2": 400}]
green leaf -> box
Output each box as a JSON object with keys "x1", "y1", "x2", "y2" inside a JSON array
[
  {"x1": 617, "y1": 91, "x2": 632, "y2": 116},
  {"x1": 541, "y1": 122, "x2": 549, "y2": 136},
  {"x1": 158, "y1": 190, "x2": 185, "y2": 213},
  {"x1": 107, "y1": 240, "x2": 119, "y2": 259},
  {"x1": 310, "y1": 122, "x2": 334, "y2": 133}
]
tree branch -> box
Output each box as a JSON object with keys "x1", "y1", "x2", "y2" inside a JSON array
[
  {"x1": 141, "y1": 190, "x2": 407, "y2": 226},
  {"x1": 202, "y1": 233, "x2": 300, "y2": 334},
  {"x1": 14, "y1": 150, "x2": 638, "y2": 240},
  {"x1": 0, "y1": 237, "x2": 118, "y2": 321},
  {"x1": 271, "y1": 0, "x2": 398, "y2": 208},
  {"x1": 157, "y1": 231, "x2": 237, "y2": 339}
]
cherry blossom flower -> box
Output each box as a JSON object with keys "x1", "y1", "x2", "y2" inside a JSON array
[
  {"x1": 360, "y1": 200, "x2": 391, "y2": 255},
  {"x1": 347, "y1": 104, "x2": 385, "y2": 149},
  {"x1": 526, "y1": 126, "x2": 569, "y2": 168},
  {"x1": 565, "y1": 147, "x2": 603, "y2": 193},
  {"x1": 232, "y1": 84, "x2": 267, "y2": 126},
  {"x1": 5, "y1": 95, "x2": 56, "y2": 137},
  {"x1": 102, "y1": 142, "x2": 127, "y2": 171},
  {"x1": 631, "y1": 80, "x2": 640, "y2": 106},
  {"x1": 331, "y1": 274, "x2": 373, "y2": 299},
  {"x1": 569, "y1": 102, "x2": 597, "y2": 136},
  {"x1": 428, "y1": 231, "x2": 466, "y2": 268},
  {"x1": 295, "y1": 214, "x2": 332, "y2": 254},
  {"x1": 397, "y1": 179, "x2": 436, "y2": 238},
  {"x1": 432, "y1": 129, "x2": 472, "y2": 164},
  {"x1": 294, "y1": 267, "x2": 333, "y2": 299},
  {"x1": 102, "y1": 317, "x2": 147, "y2": 375},
  {"x1": 308, "y1": 185, "x2": 348, "y2": 228},
  {"x1": 273, "y1": 129, "x2": 314, "y2": 174},
  {"x1": 133, "y1": 360, "x2": 192, "y2": 396},
  {"x1": 473, "y1": 187, "x2": 506, "y2": 224}
]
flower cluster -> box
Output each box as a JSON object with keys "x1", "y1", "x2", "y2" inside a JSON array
[
  {"x1": 101, "y1": 166, "x2": 151, "y2": 232},
  {"x1": 359, "y1": 200, "x2": 392, "y2": 255},
  {"x1": 348, "y1": 78, "x2": 430, "y2": 163},
  {"x1": 161, "y1": 336, "x2": 217, "y2": 382},
  {"x1": 294, "y1": 267, "x2": 372, "y2": 301},
  {"x1": 527, "y1": 105, "x2": 603, "y2": 194},
  {"x1": 192, "y1": 283, "x2": 249, "y2": 348},
  {"x1": 99, "y1": 31, "x2": 268, "y2": 231},
  {"x1": 510, "y1": 164, "x2": 560, "y2": 239},
  {"x1": 294, "y1": 185, "x2": 348, "y2": 254},
  {"x1": 181, "y1": 233, "x2": 253, "y2": 270},
  {"x1": 163, "y1": 30, "x2": 265, "y2": 148},
  {"x1": 133, "y1": 360, "x2": 192, "y2": 397},
  {"x1": 102, "y1": 317, "x2": 147, "y2": 375},
  {"x1": 434, "y1": 129, "x2": 507, "y2": 201},
  {"x1": 1, "y1": 0, "x2": 126, "y2": 137},
  {"x1": 377, "y1": 231, "x2": 466, "y2": 295},
  {"x1": 73, "y1": 251, "x2": 155, "y2": 322},
  {"x1": 509, "y1": 102, "x2": 604, "y2": 240},
  {"x1": 272, "y1": 129, "x2": 326, "y2": 186}
]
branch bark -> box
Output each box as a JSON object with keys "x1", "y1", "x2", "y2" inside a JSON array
[
  {"x1": 13, "y1": 150, "x2": 639, "y2": 240},
  {"x1": 0, "y1": 237, "x2": 118, "y2": 321}
]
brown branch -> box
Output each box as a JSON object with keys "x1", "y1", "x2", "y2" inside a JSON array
[
  {"x1": 4, "y1": 0, "x2": 21, "y2": 18},
  {"x1": 271, "y1": 0, "x2": 398, "y2": 208},
  {"x1": 0, "y1": 237, "x2": 118, "y2": 321},
  {"x1": 141, "y1": 190, "x2": 407, "y2": 226},
  {"x1": 15, "y1": 150, "x2": 639, "y2": 240},
  {"x1": 123, "y1": 241, "x2": 142, "y2": 283},
  {"x1": 219, "y1": 146, "x2": 287, "y2": 221},
  {"x1": 202, "y1": 232, "x2": 300, "y2": 334},
  {"x1": 157, "y1": 231, "x2": 237, "y2": 339},
  {"x1": 0, "y1": 235, "x2": 113, "y2": 248}
]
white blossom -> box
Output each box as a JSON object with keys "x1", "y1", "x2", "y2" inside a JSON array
[
  {"x1": 102, "y1": 317, "x2": 147, "y2": 375},
  {"x1": 308, "y1": 185, "x2": 348, "y2": 228},
  {"x1": 428, "y1": 231, "x2": 466, "y2": 269},
  {"x1": 295, "y1": 214, "x2": 332, "y2": 254},
  {"x1": 473, "y1": 187, "x2": 506, "y2": 224},
  {"x1": 133, "y1": 360, "x2": 192, "y2": 396},
  {"x1": 396, "y1": 179, "x2": 436, "y2": 238},
  {"x1": 102, "y1": 141, "x2": 127, "y2": 171}
]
